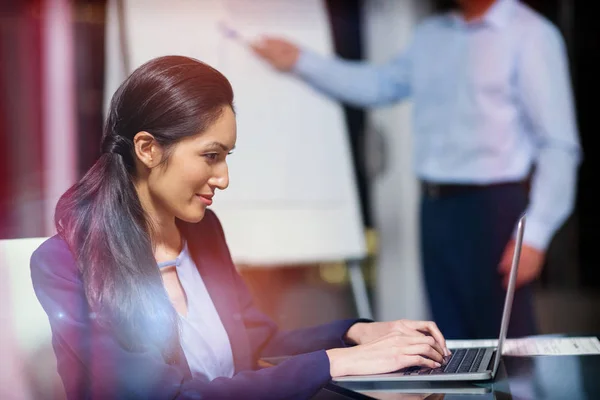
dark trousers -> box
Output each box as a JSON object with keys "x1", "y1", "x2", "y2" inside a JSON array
[{"x1": 420, "y1": 183, "x2": 537, "y2": 340}]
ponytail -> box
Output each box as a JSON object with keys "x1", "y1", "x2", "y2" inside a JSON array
[{"x1": 55, "y1": 134, "x2": 178, "y2": 353}]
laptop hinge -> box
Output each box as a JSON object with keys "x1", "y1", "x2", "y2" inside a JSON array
[{"x1": 487, "y1": 350, "x2": 497, "y2": 370}]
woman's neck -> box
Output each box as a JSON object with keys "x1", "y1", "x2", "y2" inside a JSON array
[
  {"x1": 151, "y1": 218, "x2": 182, "y2": 253},
  {"x1": 149, "y1": 214, "x2": 183, "y2": 263},
  {"x1": 135, "y1": 182, "x2": 183, "y2": 261}
]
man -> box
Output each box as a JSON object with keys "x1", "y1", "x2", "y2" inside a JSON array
[{"x1": 252, "y1": 0, "x2": 581, "y2": 339}]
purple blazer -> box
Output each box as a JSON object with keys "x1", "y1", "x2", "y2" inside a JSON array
[{"x1": 31, "y1": 210, "x2": 362, "y2": 399}]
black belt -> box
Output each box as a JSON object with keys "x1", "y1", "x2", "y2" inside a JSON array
[{"x1": 421, "y1": 181, "x2": 525, "y2": 198}]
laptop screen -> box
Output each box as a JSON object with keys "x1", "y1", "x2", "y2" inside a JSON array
[{"x1": 492, "y1": 214, "x2": 526, "y2": 374}]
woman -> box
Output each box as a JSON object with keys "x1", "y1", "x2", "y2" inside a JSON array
[{"x1": 31, "y1": 56, "x2": 449, "y2": 400}]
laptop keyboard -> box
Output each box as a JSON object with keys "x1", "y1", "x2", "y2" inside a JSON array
[{"x1": 402, "y1": 348, "x2": 489, "y2": 376}]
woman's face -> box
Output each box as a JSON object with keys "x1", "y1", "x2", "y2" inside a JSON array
[{"x1": 146, "y1": 106, "x2": 237, "y2": 223}]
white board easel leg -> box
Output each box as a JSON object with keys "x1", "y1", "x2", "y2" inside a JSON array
[{"x1": 347, "y1": 259, "x2": 373, "y2": 320}]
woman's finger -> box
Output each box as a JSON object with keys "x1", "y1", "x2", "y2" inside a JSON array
[
  {"x1": 403, "y1": 344, "x2": 444, "y2": 364},
  {"x1": 406, "y1": 320, "x2": 449, "y2": 355},
  {"x1": 400, "y1": 355, "x2": 441, "y2": 370},
  {"x1": 402, "y1": 337, "x2": 445, "y2": 361}
]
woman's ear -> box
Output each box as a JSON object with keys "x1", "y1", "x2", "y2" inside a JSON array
[{"x1": 133, "y1": 131, "x2": 161, "y2": 168}]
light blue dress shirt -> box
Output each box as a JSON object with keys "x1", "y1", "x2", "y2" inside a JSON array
[
  {"x1": 158, "y1": 242, "x2": 235, "y2": 382},
  {"x1": 294, "y1": 0, "x2": 581, "y2": 251}
]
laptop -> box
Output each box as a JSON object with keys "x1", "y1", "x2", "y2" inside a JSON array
[{"x1": 334, "y1": 214, "x2": 526, "y2": 383}]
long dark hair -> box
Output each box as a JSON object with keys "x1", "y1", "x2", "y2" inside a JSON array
[{"x1": 55, "y1": 56, "x2": 234, "y2": 353}]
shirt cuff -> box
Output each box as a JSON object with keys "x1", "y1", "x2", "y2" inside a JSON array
[
  {"x1": 292, "y1": 49, "x2": 325, "y2": 79},
  {"x1": 521, "y1": 215, "x2": 553, "y2": 252}
]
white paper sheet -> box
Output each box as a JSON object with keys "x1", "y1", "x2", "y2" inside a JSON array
[{"x1": 446, "y1": 336, "x2": 600, "y2": 356}]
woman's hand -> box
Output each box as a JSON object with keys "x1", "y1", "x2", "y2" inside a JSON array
[
  {"x1": 326, "y1": 333, "x2": 446, "y2": 378},
  {"x1": 345, "y1": 320, "x2": 450, "y2": 356}
]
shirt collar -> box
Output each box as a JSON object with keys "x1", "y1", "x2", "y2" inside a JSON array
[
  {"x1": 447, "y1": 0, "x2": 516, "y2": 29},
  {"x1": 483, "y1": 0, "x2": 515, "y2": 29}
]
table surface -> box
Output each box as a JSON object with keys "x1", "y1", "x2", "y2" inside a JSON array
[{"x1": 318, "y1": 336, "x2": 600, "y2": 400}]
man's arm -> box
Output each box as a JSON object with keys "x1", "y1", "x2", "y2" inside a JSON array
[
  {"x1": 499, "y1": 21, "x2": 582, "y2": 288},
  {"x1": 293, "y1": 49, "x2": 412, "y2": 107},
  {"x1": 252, "y1": 37, "x2": 412, "y2": 107},
  {"x1": 517, "y1": 23, "x2": 582, "y2": 252}
]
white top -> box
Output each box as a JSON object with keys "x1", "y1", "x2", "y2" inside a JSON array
[{"x1": 157, "y1": 242, "x2": 235, "y2": 381}]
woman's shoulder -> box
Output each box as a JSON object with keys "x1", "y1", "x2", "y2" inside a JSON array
[
  {"x1": 32, "y1": 235, "x2": 73, "y2": 261},
  {"x1": 30, "y1": 235, "x2": 78, "y2": 280}
]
